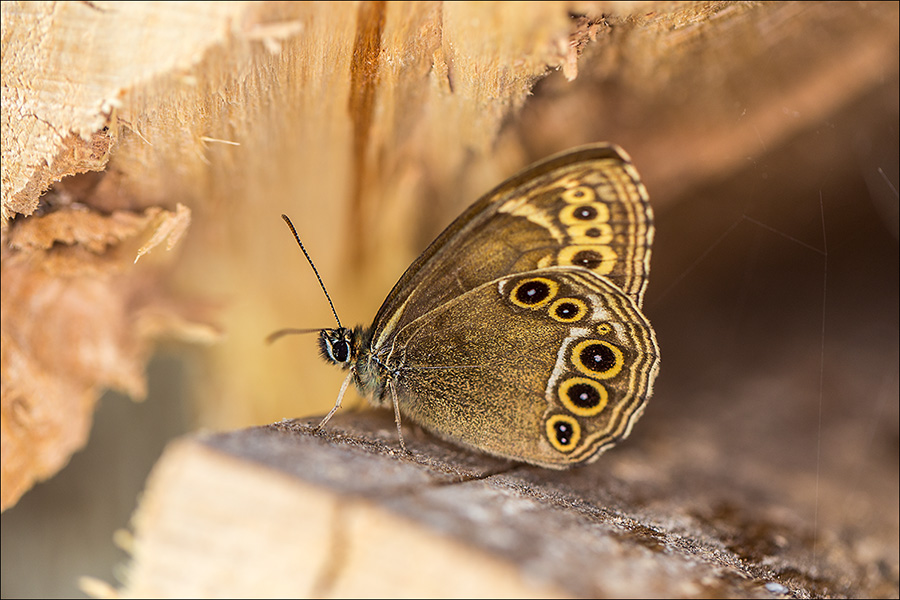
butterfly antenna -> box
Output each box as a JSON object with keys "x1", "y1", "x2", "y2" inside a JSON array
[
  {"x1": 281, "y1": 214, "x2": 343, "y2": 329},
  {"x1": 265, "y1": 327, "x2": 321, "y2": 345}
]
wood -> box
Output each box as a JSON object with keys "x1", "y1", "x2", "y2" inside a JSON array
[
  {"x1": 1, "y1": 7, "x2": 896, "y2": 596},
  {"x1": 117, "y1": 409, "x2": 897, "y2": 598},
  {"x1": 1, "y1": 0, "x2": 578, "y2": 510}
]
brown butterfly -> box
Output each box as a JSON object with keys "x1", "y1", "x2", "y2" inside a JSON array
[{"x1": 279, "y1": 144, "x2": 659, "y2": 468}]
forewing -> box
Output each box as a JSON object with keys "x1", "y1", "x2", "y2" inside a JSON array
[{"x1": 368, "y1": 144, "x2": 654, "y2": 350}]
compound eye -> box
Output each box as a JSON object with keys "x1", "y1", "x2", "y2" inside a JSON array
[
  {"x1": 320, "y1": 329, "x2": 354, "y2": 364},
  {"x1": 333, "y1": 340, "x2": 350, "y2": 363}
]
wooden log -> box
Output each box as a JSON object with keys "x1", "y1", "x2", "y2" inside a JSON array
[{"x1": 114, "y1": 409, "x2": 897, "y2": 598}]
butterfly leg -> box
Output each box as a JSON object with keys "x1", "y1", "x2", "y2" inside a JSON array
[
  {"x1": 314, "y1": 368, "x2": 355, "y2": 431},
  {"x1": 388, "y1": 380, "x2": 409, "y2": 455}
]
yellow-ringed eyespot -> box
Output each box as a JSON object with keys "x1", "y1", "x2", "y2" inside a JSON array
[
  {"x1": 509, "y1": 277, "x2": 558, "y2": 309},
  {"x1": 559, "y1": 202, "x2": 610, "y2": 227},
  {"x1": 546, "y1": 414, "x2": 581, "y2": 452},
  {"x1": 567, "y1": 223, "x2": 614, "y2": 245},
  {"x1": 571, "y1": 339, "x2": 624, "y2": 379},
  {"x1": 558, "y1": 377, "x2": 608, "y2": 417},
  {"x1": 549, "y1": 297, "x2": 588, "y2": 323},
  {"x1": 561, "y1": 186, "x2": 597, "y2": 204},
  {"x1": 596, "y1": 323, "x2": 613, "y2": 335},
  {"x1": 557, "y1": 245, "x2": 617, "y2": 275}
]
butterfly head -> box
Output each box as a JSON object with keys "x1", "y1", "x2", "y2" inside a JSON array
[{"x1": 319, "y1": 327, "x2": 359, "y2": 367}]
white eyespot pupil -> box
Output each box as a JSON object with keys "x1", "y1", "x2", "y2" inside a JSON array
[
  {"x1": 556, "y1": 302, "x2": 577, "y2": 318},
  {"x1": 568, "y1": 383, "x2": 600, "y2": 409},
  {"x1": 554, "y1": 421, "x2": 573, "y2": 444},
  {"x1": 573, "y1": 250, "x2": 603, "y2": 268},
  {"x1": 516, "y1": 281, "x2": 550, "y2": 304},
  {"x1": 581, "y1": 343, "x2": 615, "y2": 372},
  {"x1": 574, "y1": 206, "x2": 597, "y2": 220}
]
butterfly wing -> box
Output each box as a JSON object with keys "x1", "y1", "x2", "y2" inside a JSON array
[
  {"x1": 368, "y1": 144, "x2": 653, "y2": 351},
  {"x1": 383, "y1": 267, "x2": 660, "y2": 468}
]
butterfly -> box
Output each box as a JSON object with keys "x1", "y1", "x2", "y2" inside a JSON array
[{"x1": 279, "y1": 143, "x2": 659, "y2": 468}]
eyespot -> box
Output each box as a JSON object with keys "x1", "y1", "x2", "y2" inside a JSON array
[
  {"x1": 567, "y1": 223, "x2": 613, "y2": 244},
  {"x1": 557, "y1": 245, "x2": 617, "y2": 275},
  {"x1": 596, "y1": 323, "x2": 612, "y2": 335},
  {"x1": 561, "y1": 186, "x2": 597, "y2": 204},
  {"x1": 558, "y1": 377, "x2": 608, "y2": 417},
  {"x1": 549, "y1": 297, "x2": 588, "y2": 323},
  {"x1": 571, "y1": 339, "x2": 624, "y2": 379},
  {"x1": 559, "y1": 202, "x2": 609, "y2": 226},
  {"x1": 509, "y1": 277, "x2": 558, "y2": 309},
  {"x1": 574, "y1": 205, "x2": 596, "y2": 220},
  {"x1": 546, "y1": 414, "x2": 581, "y2": 452}
]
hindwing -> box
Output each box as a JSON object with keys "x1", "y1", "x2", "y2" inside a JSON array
[{"x1": 381, "y1": 267, "x2": 659, "y2": 468}]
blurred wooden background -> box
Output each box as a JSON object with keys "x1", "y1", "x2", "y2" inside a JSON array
[{"x1": 1, "y1": 1, "x2": 897, "y2": 597}]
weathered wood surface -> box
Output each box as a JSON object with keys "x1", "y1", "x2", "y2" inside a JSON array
[{"x1": 119, "y1": 408, "x2": 897, "y2": 598}]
